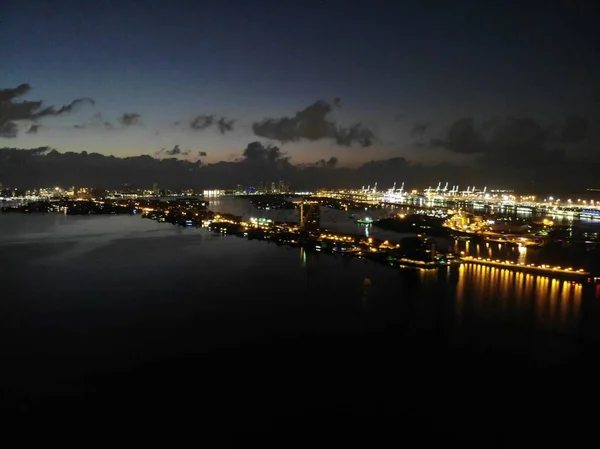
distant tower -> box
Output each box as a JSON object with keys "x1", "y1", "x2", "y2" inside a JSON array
[{"x1": 299, "y1": 201, "x2": 320, "y2": 231}]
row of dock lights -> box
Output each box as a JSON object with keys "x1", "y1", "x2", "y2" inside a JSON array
[{"x1": 462, "y1": 256, "x2": 587, "y2": 274}]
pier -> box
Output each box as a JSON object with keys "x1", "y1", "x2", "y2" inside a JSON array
[{"x1": 459, "y1": 256, "x2": 591, "y2": 280}]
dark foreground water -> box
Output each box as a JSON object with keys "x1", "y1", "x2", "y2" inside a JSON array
[{"x1": 1, "y1": 214, "x2": 600, "y2": 444}]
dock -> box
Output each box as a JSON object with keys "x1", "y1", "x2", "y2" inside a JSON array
[{"x1": 459, "y1": 256, "x2": 590, "y2": 279}]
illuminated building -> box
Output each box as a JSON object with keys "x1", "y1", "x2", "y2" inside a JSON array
[{"x1": 300, "y1": 201, "x2": 320, "y2": 231}]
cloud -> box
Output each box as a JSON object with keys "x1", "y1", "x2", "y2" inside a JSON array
[
  {"x1": 154, "y1": 145, "x2": 191, "y2": 158},
  {"x1": 0, "y1": 83, "x2": 94, "y2": 138},
  {"x1": 559, "y1": 115, "x2": 588, "y2": 142},
  {"x1": 74, "y1": 112, "x2": 115, "y2": 130},
  {"x1": 430, "y1": 118, "x2": 487, "y2": 154},
  {"x1": 32, "y1": 97, "x2": 95, "y2": 118},
  {"x1": 190, "y1": 114, "x2": 235, "y2": 133},
  {"x1": 165, "y1": 145, "x2": 182, "y2": 156},
  {"x1": 190, "y1": 115, "x2": 214, "y2": 131},
  {"x1": 0, "y1": 83, "x2": 31, "y2": 102},
  {"x1": 335, "y1": 123, "x2": 375, "y2": 147},
  {"x1": 316, "y1": 156, "x2": 338, "y2": 168},
  {"x1": 433, "y1": 115, "x2": 593, "y2": 158},
  {"x1": 118, "y1": 113, "x2": 141, "y2": 126},
  {"x1": 198, "y1": 151, "x2": 207, "y2": 157},
  {"x1": 242, "y1": 141, "x2": 289, "y2": 165},
  {"x1": 410, "y1": 122, "x2": 429, "y2": 139},
  {"x1": 27, "y1": 124, "x2": 40, "y2": 134},
  {"x1": 429, "y1": 114, "x2": 597, "y2": 191},
  {"x1": 216, "y1": 117, "x2": 235, "y2": 134},
  {"x1": 2, "y1": 141, "x2": 600, "y2": 192},
  {"x1": 252, "y1": 100, "x2": 376, "y2": 147},
  {"x1": 0, "y1": 122, "x2": 18, "y2": 138}
]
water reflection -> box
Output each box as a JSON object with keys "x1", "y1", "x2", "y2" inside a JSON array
[
  {"x1": 455, "y1": 263, "x2": 582, "y2": 334},
  {"x1": 517, "y1": 245, "x2": 527, "y2": 264},
  {"x1": 1, "y1": 210, "x2": 596, "y2": 341},
  {"x1": 455, "y1": 238, "x2": 591, "y2": 270}
]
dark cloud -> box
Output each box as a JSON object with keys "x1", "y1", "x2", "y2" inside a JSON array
[
  {"x1": 2, "y1": 141, "x2": 600, "y2": 193},
  {"x1": 119, "y1": 113, "x2": 141, "y2": 126},
  {"x1": 335, "y1": 123, "x2": 375, "y2": 147},
  {"x1": 0, "y1": 84, "x2": 31, "y2": 102},
  {"x1": 242, "y1": 141, "x2": 289, "y2": 166},
  {"x1": 480, "y1": 117, "x2": 500, "y2": 132},
  {"x1": 154, "y1": 145, "x2": 191, "y2": 158},
  {"x1": 428, "y1": 114, "x2": 598, "y2": 189},
  {"x1": 316, "y1": 156, "x2": 339, "y2": 168},
  {"x1": 332, "y1": 97, "x2": 342, "y2": 108},
  {"x1": 410, "y1": 122, "x2": 429, "y2": 139},
  {"x1": 165, "y1": 145, "x2": 182, "y2": 156},
  {"x1": 26, "y1": 124, "x2": 40, "y2": 134},
  {"x1": 198, "y1": 151, "x2": 207, "y2": 157},
  {"x1": 430, "y1": 118, "x2": 487, "y2": 154},
  {"x1": 434, "y1": 115, "x2": 592, "y2": 157},
  {"x1": 560, "y1": 115, "x2": 588, "y2": 142},
  {"x1": 74, "y1": 113, "x2": 115, "y2": 130},
  {"x1": 32, "y1": 97, "x2": 95, "y2": 118},
  {"x1": 190, "y1": 115, "x2": 235, "y2": 133},
  {"x1": 190, "y1": 115, "x2": 214, "y2": 131},
  {"x1": 0, "y1": 122, "x2": 18, "y2": 138},
  {"x1": 252, "y1": 100, "x2": 376, "y2": 147},
  {"x1": 216, "y1": 117, "x2": 235, "y2": 134},
  {"x1": 93, "y1": 112, "x2": 115, "y2": 130},
  {"x1": 486, "y1": 117, "x2": 547, "y2": 158},
  {"x1": 0, "y1": 83, "x2": 94, "y2": 138},
  {"x1": 238, "y1": 141, "x2": 293, "y2": 182}
]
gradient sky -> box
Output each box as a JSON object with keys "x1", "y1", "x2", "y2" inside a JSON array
[{"x1": 2, "y1": 0, "x2": 598, "y2": 166}]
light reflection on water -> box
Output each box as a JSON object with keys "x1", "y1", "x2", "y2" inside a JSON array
[
  {"x1": 1, "y1": 210, "x2": 599, "y2": 339},
  {"x1": 455, "y1": 263, "x2": 583, "y2": 334}
]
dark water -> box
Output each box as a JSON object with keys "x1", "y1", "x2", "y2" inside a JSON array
[{"x1": 1, "y1": 213, "x2": 600, "y2": 444}]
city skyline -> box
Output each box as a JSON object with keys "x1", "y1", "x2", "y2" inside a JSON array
[{"x1": 1, "y1": 0, "x2": 599, "y2": 189}]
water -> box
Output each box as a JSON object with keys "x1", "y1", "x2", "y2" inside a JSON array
[
  {"x1": 209, "y1": 196, "x2": 425, "y2": 241},
  {"x1": 1, "y1": 212, "x2": 600, "y2": 443}
]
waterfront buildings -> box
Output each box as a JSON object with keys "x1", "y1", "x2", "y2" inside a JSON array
[{"x1": 299, "y1": 201, "x2": 320, "y2": 231}]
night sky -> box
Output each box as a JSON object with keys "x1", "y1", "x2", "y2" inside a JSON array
[{"x1": 1, "y1": 0, "x2": 599, "y2": 189}]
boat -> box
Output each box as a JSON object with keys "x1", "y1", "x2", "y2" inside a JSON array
[{"x1": 355, "y1": 217, "x2": 374, "y2": 225}]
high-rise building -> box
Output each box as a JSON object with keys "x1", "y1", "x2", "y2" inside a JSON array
[
  {"x1": 278, "y1": 180, "x2": 289, "y2": 193},
  {"x1": 299, "y1": 201, "x2": 320, "y2": 231}
]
